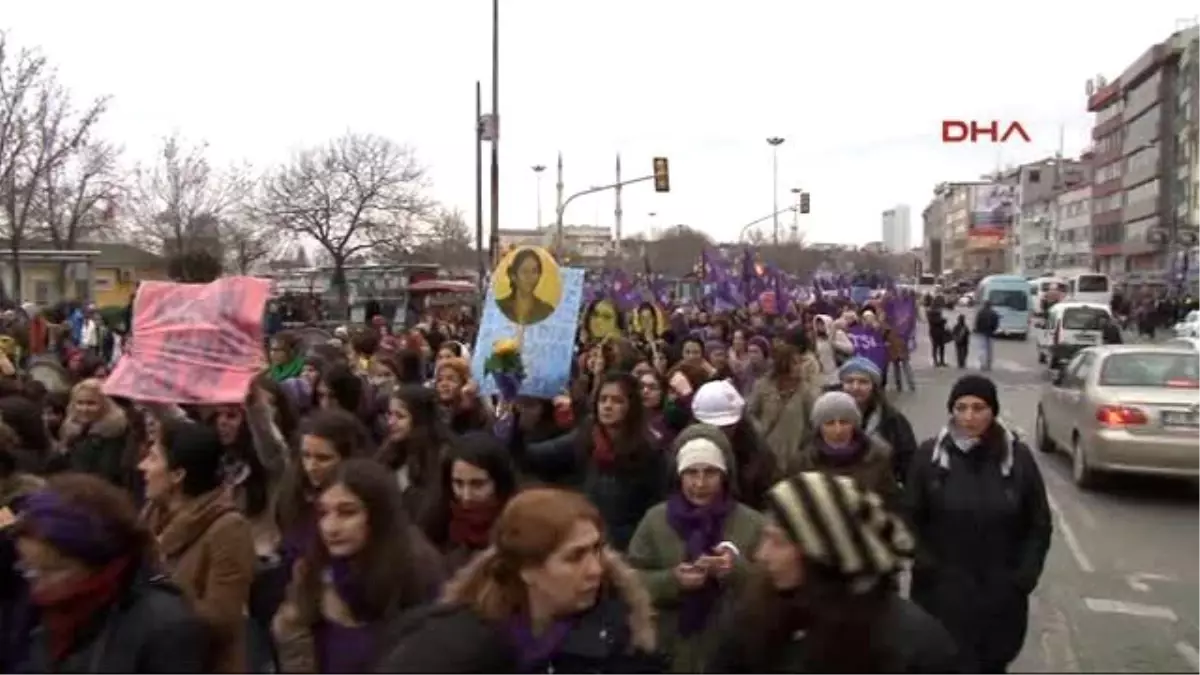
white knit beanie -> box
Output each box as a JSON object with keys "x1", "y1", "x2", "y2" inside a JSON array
[{"x1": 675, "y1": 437, "x2": 728, "y2": 475}]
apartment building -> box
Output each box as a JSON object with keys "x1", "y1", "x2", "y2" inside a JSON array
[
  {"x1": 1175, "y1": 29, "x2": 1199, "y2": 233},
  {"x1": 1011, "y1": 156, "x2": 1091, "y2": 277},
  {"x1": 1054, "y1": 184, "x2": 1095, "y2": 277},
  {"x1": 1088, "y1": 25, "x2": 1199, "y2": 285},
  {"x1": 922, "y1": 198, "x2": 945, "y2": 275}
]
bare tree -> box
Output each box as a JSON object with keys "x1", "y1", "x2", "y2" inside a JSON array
[
  {"x1": 411, "y1": 207, "x2": 473, "y2": 267},
  {"x1": 0, "y1": 33, "x2": 108, "y2": 300},
  {"x1": 128, "y1": 133, "x2": 253, "y2": 263},
  {"x1": 257, "y1": 132, "x2": 431, "y2": 313},
  {"x1": 221, "y1": 218, "x2": 280, "y2": 275},
  {"x1": 36, "y1": 139, "x2": 123, "y2": 295}
]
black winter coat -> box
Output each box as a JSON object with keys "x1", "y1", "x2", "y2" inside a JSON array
[
  {"x1": 375, "y1": 592, "x2": 665, "y2": 673},
  {"x1": 905, "y1": 423, "x2": 1052, "y2": 672},
  {"x1": 706, "y1": 592, "x2": 963, "y2": 673},
  {"x1": 513, "y1": 420, "x2": 667, "y2": 551},
  {"x1": 18, "y1": 565, "x2": 208, "y2": 673}
]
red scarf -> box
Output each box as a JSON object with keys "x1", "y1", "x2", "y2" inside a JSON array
[
  {"x1": 591, "y1": 426, "x2": 617, "y2": 469},
  {"x1": 31, "y1": 554, "x2": 133, "y2": 664},
  {"x1": 448, "y1": 500, "x2": 502, "y2": 549}
]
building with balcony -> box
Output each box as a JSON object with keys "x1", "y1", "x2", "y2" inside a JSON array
[
  {"x1": 1054, "y1": 184, "x2": 1095, "y2": 277},
  {"x1": 1087, "y1": 24, "x2": 1199, "y2": 285},
  {"x1": 1011, "y1": 156, "x2": 1090, "y2": 277}
]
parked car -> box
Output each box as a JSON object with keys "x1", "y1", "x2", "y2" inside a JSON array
[
  {"x1": 1164, "y1": 337, "x2": 1200, "y2": 351},
  {"x1": 1036, "y1": 344, "x2": 1200, "y2": 489},
  {"x1": 1173, "y1": 310, "x2": 1199, "y2": 338}
]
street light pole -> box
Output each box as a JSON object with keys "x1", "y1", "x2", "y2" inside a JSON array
[
  {"x1": 532, "y1": 165, "x2": 546, "y2": 229},
  {"x1": 488, "y1": 0, "x2": 501, "y2": 264},
  {"x1": 766, "y1": 137, "x2": 786, "y2": 246}
]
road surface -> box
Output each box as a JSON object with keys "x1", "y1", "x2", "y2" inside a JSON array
[{"x1": 893, "y1": 312, "x2": 1199, "y2": 673}]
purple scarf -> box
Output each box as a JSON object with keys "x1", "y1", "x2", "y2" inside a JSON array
[
  {"x1": 506, "y1": 615, "x2": 575, "y2": 672},
  {"x1": 813, "y1": 431, "x2": 869, "y2": 467},
  {"x1": 327, "y1": 557, "x2": 371, "y2": 620},
  {"x1": 665, "y1": 491, "x2": 733, "y2": 636}
]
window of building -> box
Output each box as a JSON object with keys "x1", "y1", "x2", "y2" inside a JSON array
[
  {"x1": 34, "y1": 280, "x2": 51, "y2": 305},
  {"x1": 1125, "y1": 179, "x2": 1159, "y2": 205}
]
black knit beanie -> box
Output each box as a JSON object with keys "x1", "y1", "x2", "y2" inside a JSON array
[{"x1": 947, "y1": 374, "x2": 999, "y2": 415}]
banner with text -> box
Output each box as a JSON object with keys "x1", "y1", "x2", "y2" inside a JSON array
[{"x1": 105, "y1": 277, "x2": 270, "y2": 404}]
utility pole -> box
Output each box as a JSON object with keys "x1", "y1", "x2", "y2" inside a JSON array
[
  {"x1": 487, "y1": 0, "x2": 500, "y2": 265},
  {"x1": 767, "y1": 137, "x2": 786, "y2": 245},
  {"x1": 554, "y1": 152, "x2": 564, "y2": 253},
  {"x1": 531, "y1": 164, "x2": 546, "y2": 229},
  {"x1": 614, "y1": 154, "x2": 623, "y2": 252},
  {"x1": 474, "y1": 81, "x2": 485, "y2": 291},
  {"x1": 1049, "y1": 124, "x2": 1065, "y2": 276}
]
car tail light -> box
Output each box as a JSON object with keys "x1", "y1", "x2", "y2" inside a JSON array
[{"x1": 1096, "y1": 405, "x2": 1148, "y2": 427}]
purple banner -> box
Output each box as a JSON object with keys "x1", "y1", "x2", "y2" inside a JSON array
[{"x1": 847, "y1": 324, "x2": 889, "y2": 373}]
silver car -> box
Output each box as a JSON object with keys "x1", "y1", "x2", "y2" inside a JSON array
[{"x1": 1036, "y1": 344, "x2": 1200, "y2": 489}]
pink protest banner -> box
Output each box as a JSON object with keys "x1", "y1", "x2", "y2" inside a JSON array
[{"x1": 104, "y1": 276, "x2": 270, "y2": 404}]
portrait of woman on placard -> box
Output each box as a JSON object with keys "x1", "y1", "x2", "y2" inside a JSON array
[
  {"x1": 493, "y1": 247, "x2": 561, "y2": 326},
  {"x1": 634, "y1": 301, "x2": 664, "y2": 338},
  {"x1": 583, "y1": 298, "x2": 623, "y2": 342}
]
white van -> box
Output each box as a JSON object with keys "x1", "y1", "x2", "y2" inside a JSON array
[
  {"x1": 1036, "y1": 301, "x2": 1113, "y2": 368},
  {"x1": 1066, "y1": 273, "x2": 1112, "y2": 306}
]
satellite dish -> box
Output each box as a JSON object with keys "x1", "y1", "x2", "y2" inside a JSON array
[
  {"x1": 1096, "y1": 75, "x2": 1107, "y2": 87},
  {"x1": 1085, "y1": 79, "x2": 1096, "y2": 96},
  {"x1": 26, "y1": 356, "x2": 71, "y2": 394}
]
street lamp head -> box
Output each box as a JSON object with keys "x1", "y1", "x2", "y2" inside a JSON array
[
  {"x1": 791, "y1": 187, "x2": 803, "y2": 194},
  {"x1": 766, "y1": 137, "x2": 786, "y2": 147},
  {"x1": 532, "y1": 165, "x2": 546, "y2": 173}
]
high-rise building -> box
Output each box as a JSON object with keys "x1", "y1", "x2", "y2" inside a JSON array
[
  {"x1": 881, "y1": 205, "x2": 912, "y2": 253},
  {"x1": 1087, "y1": 24, "x2": 1200, "y2": 286}
]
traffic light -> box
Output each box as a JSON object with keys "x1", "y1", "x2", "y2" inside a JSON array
[
  {"x1": 799, "y1": 191, "x2": 810, "y2": 214},
  {"x1": 652, "y1": 157, "x2": 670, "y2": 193}
]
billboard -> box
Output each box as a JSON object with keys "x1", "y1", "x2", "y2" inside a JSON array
[{"x1": 969, "y1": 183, "x2": 1019, "y2": 235}]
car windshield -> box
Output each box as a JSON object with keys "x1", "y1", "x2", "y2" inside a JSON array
[
  {"x1": 1063, "y1": 308, "x2": 1109, "y2": 330},
  {"x1": 988, "y1": 289, "x2": 1029, "y2": 311},
  {"x1": 1099, "y1": 352, "x2": 1200, "y2": 387}
]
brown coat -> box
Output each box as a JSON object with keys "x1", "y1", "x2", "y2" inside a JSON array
[
  {"x1": 795, "y1": 433, "x2": 899, "y2": 507},
  {"x1": 142, "y1": 488, "x2": 256, "y2": 674}
]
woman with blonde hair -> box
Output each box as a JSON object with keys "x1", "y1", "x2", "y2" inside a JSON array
[
  {"x1": 51, "y1": 378, "x2": 135, "y2": 489},
  {"x1": 378, "y1": 487, "x2": 663, "y2": 673}
]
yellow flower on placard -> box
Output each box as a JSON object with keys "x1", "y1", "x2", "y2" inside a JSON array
[{"x1": 493, "y1": 338, "x2": 520, "y2": 356}]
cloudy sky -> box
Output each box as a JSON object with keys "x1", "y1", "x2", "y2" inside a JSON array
[{"x1": 5, "y1": 1, "x2": 1197, "y2": 248}]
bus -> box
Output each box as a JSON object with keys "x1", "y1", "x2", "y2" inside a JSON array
[
  {"x1": 977, "y1": 274, "x2": 1032, "y2": 339},
  {"x1": 1066, "y1": 273, "x2": 1112, "y2": 306}
]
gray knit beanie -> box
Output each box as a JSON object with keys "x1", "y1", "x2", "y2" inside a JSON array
[{"x1": 810, "y1": 391, "x2": 863, "y2": 427}]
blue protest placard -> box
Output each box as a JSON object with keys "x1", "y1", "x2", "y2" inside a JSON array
[{"x1": 471, "y1": 267, "x2": 584, "y2": 399}]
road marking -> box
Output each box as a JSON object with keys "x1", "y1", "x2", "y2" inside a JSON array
[
  {"x1": 1083, "y1": 597, "x2": 1178, "y2": 621},
  {"x1": 1045, "y1": 492, "x2": 1095, "y2": 573},
  {"x1": 1175, "y1": 641, "x2": 1200, "y2": 671},
  {"x1": 1126, "y1": 572, "x2": 1176, "y2": 593}
]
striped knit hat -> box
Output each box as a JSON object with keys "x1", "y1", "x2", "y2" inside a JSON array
[{"x1": 765, "y1": 472, "x2": 914, "y2": 593}]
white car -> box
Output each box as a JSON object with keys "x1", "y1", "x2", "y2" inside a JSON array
[
  {"x1": 1174, "y1": 310, "x2": 1200, "y2": 338},
  {"x1": 1164, "y1": 337, "x2": 1200, "y2": 351}
]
